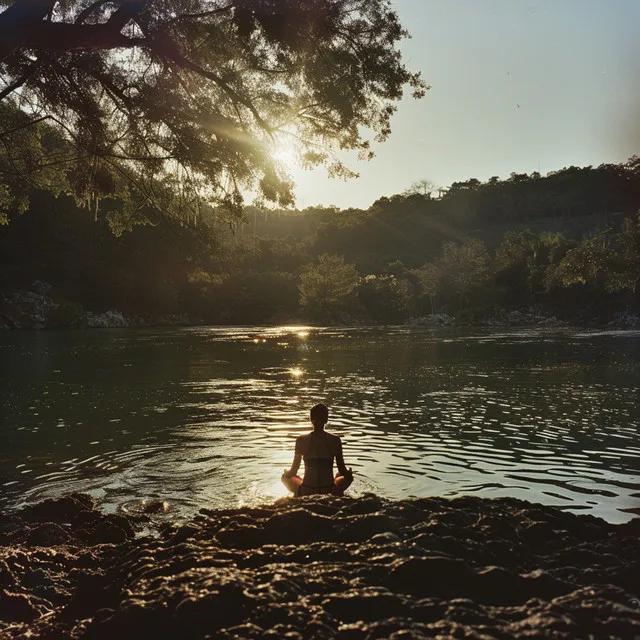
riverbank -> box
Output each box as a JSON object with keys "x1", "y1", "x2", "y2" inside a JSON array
[
  {"x1": 2, "y1": 283, "x2": 639, "y2": 331},
  {"x1": 1, "y1": 494, "x2": 638, "y2": 639}
]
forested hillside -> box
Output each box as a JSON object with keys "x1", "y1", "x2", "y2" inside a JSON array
[{"x1": 1, "y1": 158, "x2": 639, "y2": 327}]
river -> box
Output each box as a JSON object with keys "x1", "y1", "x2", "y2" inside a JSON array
[{"x1": 1, "y1": 326, "x2": 639, "y2": 523}]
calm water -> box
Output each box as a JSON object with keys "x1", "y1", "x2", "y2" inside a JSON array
[{"x1": 1, "y1": 326, "x2": 639, "y2": 523}]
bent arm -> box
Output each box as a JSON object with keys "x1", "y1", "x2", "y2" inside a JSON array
[
  {"x1": 335, "y1": 438, "x2": 349, "y2": 476},
  {"x1": 285, "y1": 437, "x2": 303, "y2": 477}
]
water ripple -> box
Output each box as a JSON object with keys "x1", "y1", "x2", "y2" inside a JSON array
[{"x1": 1, "y1": 326, "x2": 639, "y2": 522}]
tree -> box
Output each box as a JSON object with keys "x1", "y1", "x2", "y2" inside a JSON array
[
  {"x1": 439, "y1": 238, "x2": 490, "y2": 308},
  {"x1": 298, "y1": 253, "x2": 358, "y2": 318},
  {"x1": 415, "y1": 261, "x2": 441, "y2": 314},
  {"x1": 495, "y1": 230, "x2": 572, "y2": 304},
  {"x1": 547, "y1": 231, "x2": 638, "y2": 295},
  {"x1": 403, "y1": 179, "x2": 436, "y2": 198},
  {"x1": 0, "y1": 0, "x2": 426, "y2": 226},
  {"x1": 494, "y1": 230, "x2": 541, "y2": 301},
  {"x1": 357, "y1": 273, "x2": 412, "y2": 323}
]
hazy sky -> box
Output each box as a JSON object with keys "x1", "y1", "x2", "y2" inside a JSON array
[{"x1": 286, "y1": 0, "x2": 640, "y2": 210}]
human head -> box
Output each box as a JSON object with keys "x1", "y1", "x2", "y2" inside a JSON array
[{"x1": 310, "y1": 403, "x2": 329, "y2": 427}]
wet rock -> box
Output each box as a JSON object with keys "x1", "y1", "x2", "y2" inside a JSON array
[
  {"x1": 26, "y1": 523, "x2": 71, "y2": 547},
  {"x1": 322, "y1": 588, "x2": 409, "y2": 623},
  {"x1": 0, "y1": 588, "x2": 40, "y2": 622},
  {"x1": 142, "y1": 500, "x2": 170, "y2": 514},
  {"x1": 1, "y1": 494, "x2": 639, "y2": 639},
  {"x1": 475, "y1": 566, "x2": 524, "y2": 605},
  {"x1": 264, "y1": 509, "x2": 336, "y2": 544},
  {"x1": 214, "y1": 622, "x2": 264, "y2": 638},
  {"x1": 387, "y1": 556, "x2": 478, "y2": 599},
  {"x1": 21, "y1": 494, "x2": 95, "y2": 524},
  {"x1": 85, "y1": 515, "x2": 134, "y2": 545},
  {"x1": 408, "y1": 532, "x2": 467, "y2": 558},
  {"x1": 369, "y1": 532, "x2": 401, "y2": 545},
  {"x1": 0, "y1": 512, "x2": 22, "y2": 538},
  {"x1": 337, "y1": 497, "x2": 383, "y2": 516},
  {"x1": 339, "y1": 514, "x2": 398, "y2": 542},
  {"x1": 520, "y1": 569, "x2": 573, "y2": 601},
  {"x1": 0, "y1": 560, "x2": 17, "y2": 589},
  {"x1": 216, "y1": 525, "x2": 263, "y2": 549},
  {"x1": 260, "y1": 625, "x2": 304, "y2": 639},
  {"x1": 173, "y1": 590, "x2": 249, "y2": 635},
  {"x1": 170, "y1": 524, "x2": 200, "y2": 545}
]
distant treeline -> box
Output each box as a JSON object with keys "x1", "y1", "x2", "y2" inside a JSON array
[{"x1": 1, "y1": 158, "x2": 639, "y2": 326}]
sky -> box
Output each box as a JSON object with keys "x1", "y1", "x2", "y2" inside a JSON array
[{"x1": 285, "y1": 0, "x2": 640, "y2": 210}]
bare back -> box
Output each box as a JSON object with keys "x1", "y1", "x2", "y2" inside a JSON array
[{"x1": 296, "y1": 431, "x2": 346, "y2": 489}]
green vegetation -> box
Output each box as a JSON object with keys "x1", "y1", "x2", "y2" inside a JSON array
[
  {"x1": 0, "y1": 0, "x2": 425, "y2": 228},
  {"x1": 2, "y1": 2, "x2": 637, "y2": 327},
  {"x1": 1, "y1": 159, "x2": 639, "y2": 327}
]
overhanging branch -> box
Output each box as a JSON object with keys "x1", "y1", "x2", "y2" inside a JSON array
[
  {"x1": 0, "y1": 0, "x2": 58, "y2": 63},
  {"x1": 147, "y1": 37, "x2": 273, "y2": 136}
]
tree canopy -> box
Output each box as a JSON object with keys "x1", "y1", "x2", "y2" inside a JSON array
[{"x1": 0, "y1": 0, "x2": 426, "y2": 224}]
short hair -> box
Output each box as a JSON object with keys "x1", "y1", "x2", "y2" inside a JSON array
[{"x1": 310, "y1": 403, "x2": 329, "y2": 423}]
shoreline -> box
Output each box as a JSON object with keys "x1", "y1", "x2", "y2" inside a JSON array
[
  {"x1": 2, "y1": 283, "x2": 639, "y2": 331},
  {"x1": 1, "y1": 494, "x2": 638, "y2": 638},
  {"x1": 2, "y1": 313, "x2": 640, "y2": 332}
]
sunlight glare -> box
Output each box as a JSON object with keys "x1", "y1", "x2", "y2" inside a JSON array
[
  {"x1": 289, "y1": 367, "x2": 304, "y2": 377},
  {"x1": 236, "y1": 479, "x2": 289, "y2": 508},
  {"x1": 272, "y1": 136, "x2": 298, "y2": 172}
]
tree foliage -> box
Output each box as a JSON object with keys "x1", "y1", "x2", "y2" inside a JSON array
[
  {"x1": 3, "y1": 158, "x2": 640, "y2": 327},
  {"x1": 357, "y1": 273, "x2": 412, "y2": 323},
  {"x1": 0, "y1": 0, "x2": 426, "y2": 225},
  {"x1": 414, "y1": 262, "x2": 440, "y2": 313},
  {"x1": 440, "y1": 238, "x2": 491, "y2": 305},
  {"x1": 548, "y1": 229, "x2": 639, "y2": 294},
  {"x1": 298, "y1": 253, "x2": 358, "y2": 318}
]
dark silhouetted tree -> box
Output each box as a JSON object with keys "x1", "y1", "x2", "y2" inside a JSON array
[{"x1": 0, "y1": 0, "x2": 426, "y2": 227}]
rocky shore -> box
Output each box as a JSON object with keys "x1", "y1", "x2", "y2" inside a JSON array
[
  {"x1": 0, "y1": 284, "x2": 192, "y2": 330},
  {"x1": 3, "y1": 282, "x2": 640, "y2": 331},
  {"x1": 1, "y1": 494, "x2": 639, "y2": 639}
]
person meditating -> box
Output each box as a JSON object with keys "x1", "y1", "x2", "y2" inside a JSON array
[{"x1": 282, "y1": 403, "x2": 354, "y2": 496}]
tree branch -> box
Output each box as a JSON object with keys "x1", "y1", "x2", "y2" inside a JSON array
[
  {"x1": 75, "y1": 0, "x2": 117, "y2": 24},
  {"x1": 147, "y1": 37, "x2": 273, "y2": 135},
  {"x1": 0, "y1": 0, "x2": 58, "y2": 63},
  {"x1": 165, "y1": 4, "x2": 233, "y2": 27},
  {"x1": 0, "y1": 114, "x2": 51, "y2": 138},
  {"x1": 0, "y1": 60, "x2": 39, "y2": 102},
  {"x1": 21, "y1": 21, "x2": 147, "y2": 51},
  {"x1": 105, "y1": 0, "x2": 148, "y2": 32}
]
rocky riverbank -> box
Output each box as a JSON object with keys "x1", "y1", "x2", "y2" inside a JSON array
[
  {"x1": 3, "y1": 282, "x2": 640, "y2": 331},
  {"x1": 1, "y1": 494, "x2": 638, "y2": 639},
  {"x1": 0, "y1": 283, "x2": 193, "y2": 330}
]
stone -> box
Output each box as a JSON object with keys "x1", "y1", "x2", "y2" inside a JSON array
[
  {"x1": 264, "y1": 509, "x2": 336, "y2": 544},
  {"x1": 387, "y1": 556, "x2": 478, "y2": 599},
  {"x1": 0, "y1": 589, "x2": 40, "y2": 622},
  {"x1": 2, "y1": 494, "x2": 639, "y2": 640},
  {"x1": 322, "y1": 589, "x2": 409, "y2": 623},
  {"x1": 21, "y1": 494, "x2": 95, "y2": 524},
  {"x1": 369, "y1": 532, "x2": 401, "y2": 545},
  {"x1": 25, "y1": 523, "x2": 71, "y2": 547}
]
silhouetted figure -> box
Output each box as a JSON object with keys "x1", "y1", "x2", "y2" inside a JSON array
[{"x1": 282, "y1": 403, "x2": 354, "y2": 496}]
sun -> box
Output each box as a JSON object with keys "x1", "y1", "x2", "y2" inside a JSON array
[
  {"x1": 272, "y1": 144, "x2": 297, "y2": 172},
  {"x1": 270, "y1": 130, "x2": 300, "y2": 173}
]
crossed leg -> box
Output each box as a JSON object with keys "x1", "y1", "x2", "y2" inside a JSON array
[
  {"x1": 333, "y1": 471, "x2": 353, "y2": 496},
  {"x1": 282, "y1": 471, "x2": 354, "y2": 496},
  {"x1": 281, "y1": 473, "x2": 303, "y2": 494}
]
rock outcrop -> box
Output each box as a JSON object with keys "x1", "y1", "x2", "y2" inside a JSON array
[
  {"x1": 0, "y1": 494, "x2": 638, "y2": 638},
  {"x1": 0, "y1": 282, "x2": 130, "y2": 330}
]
